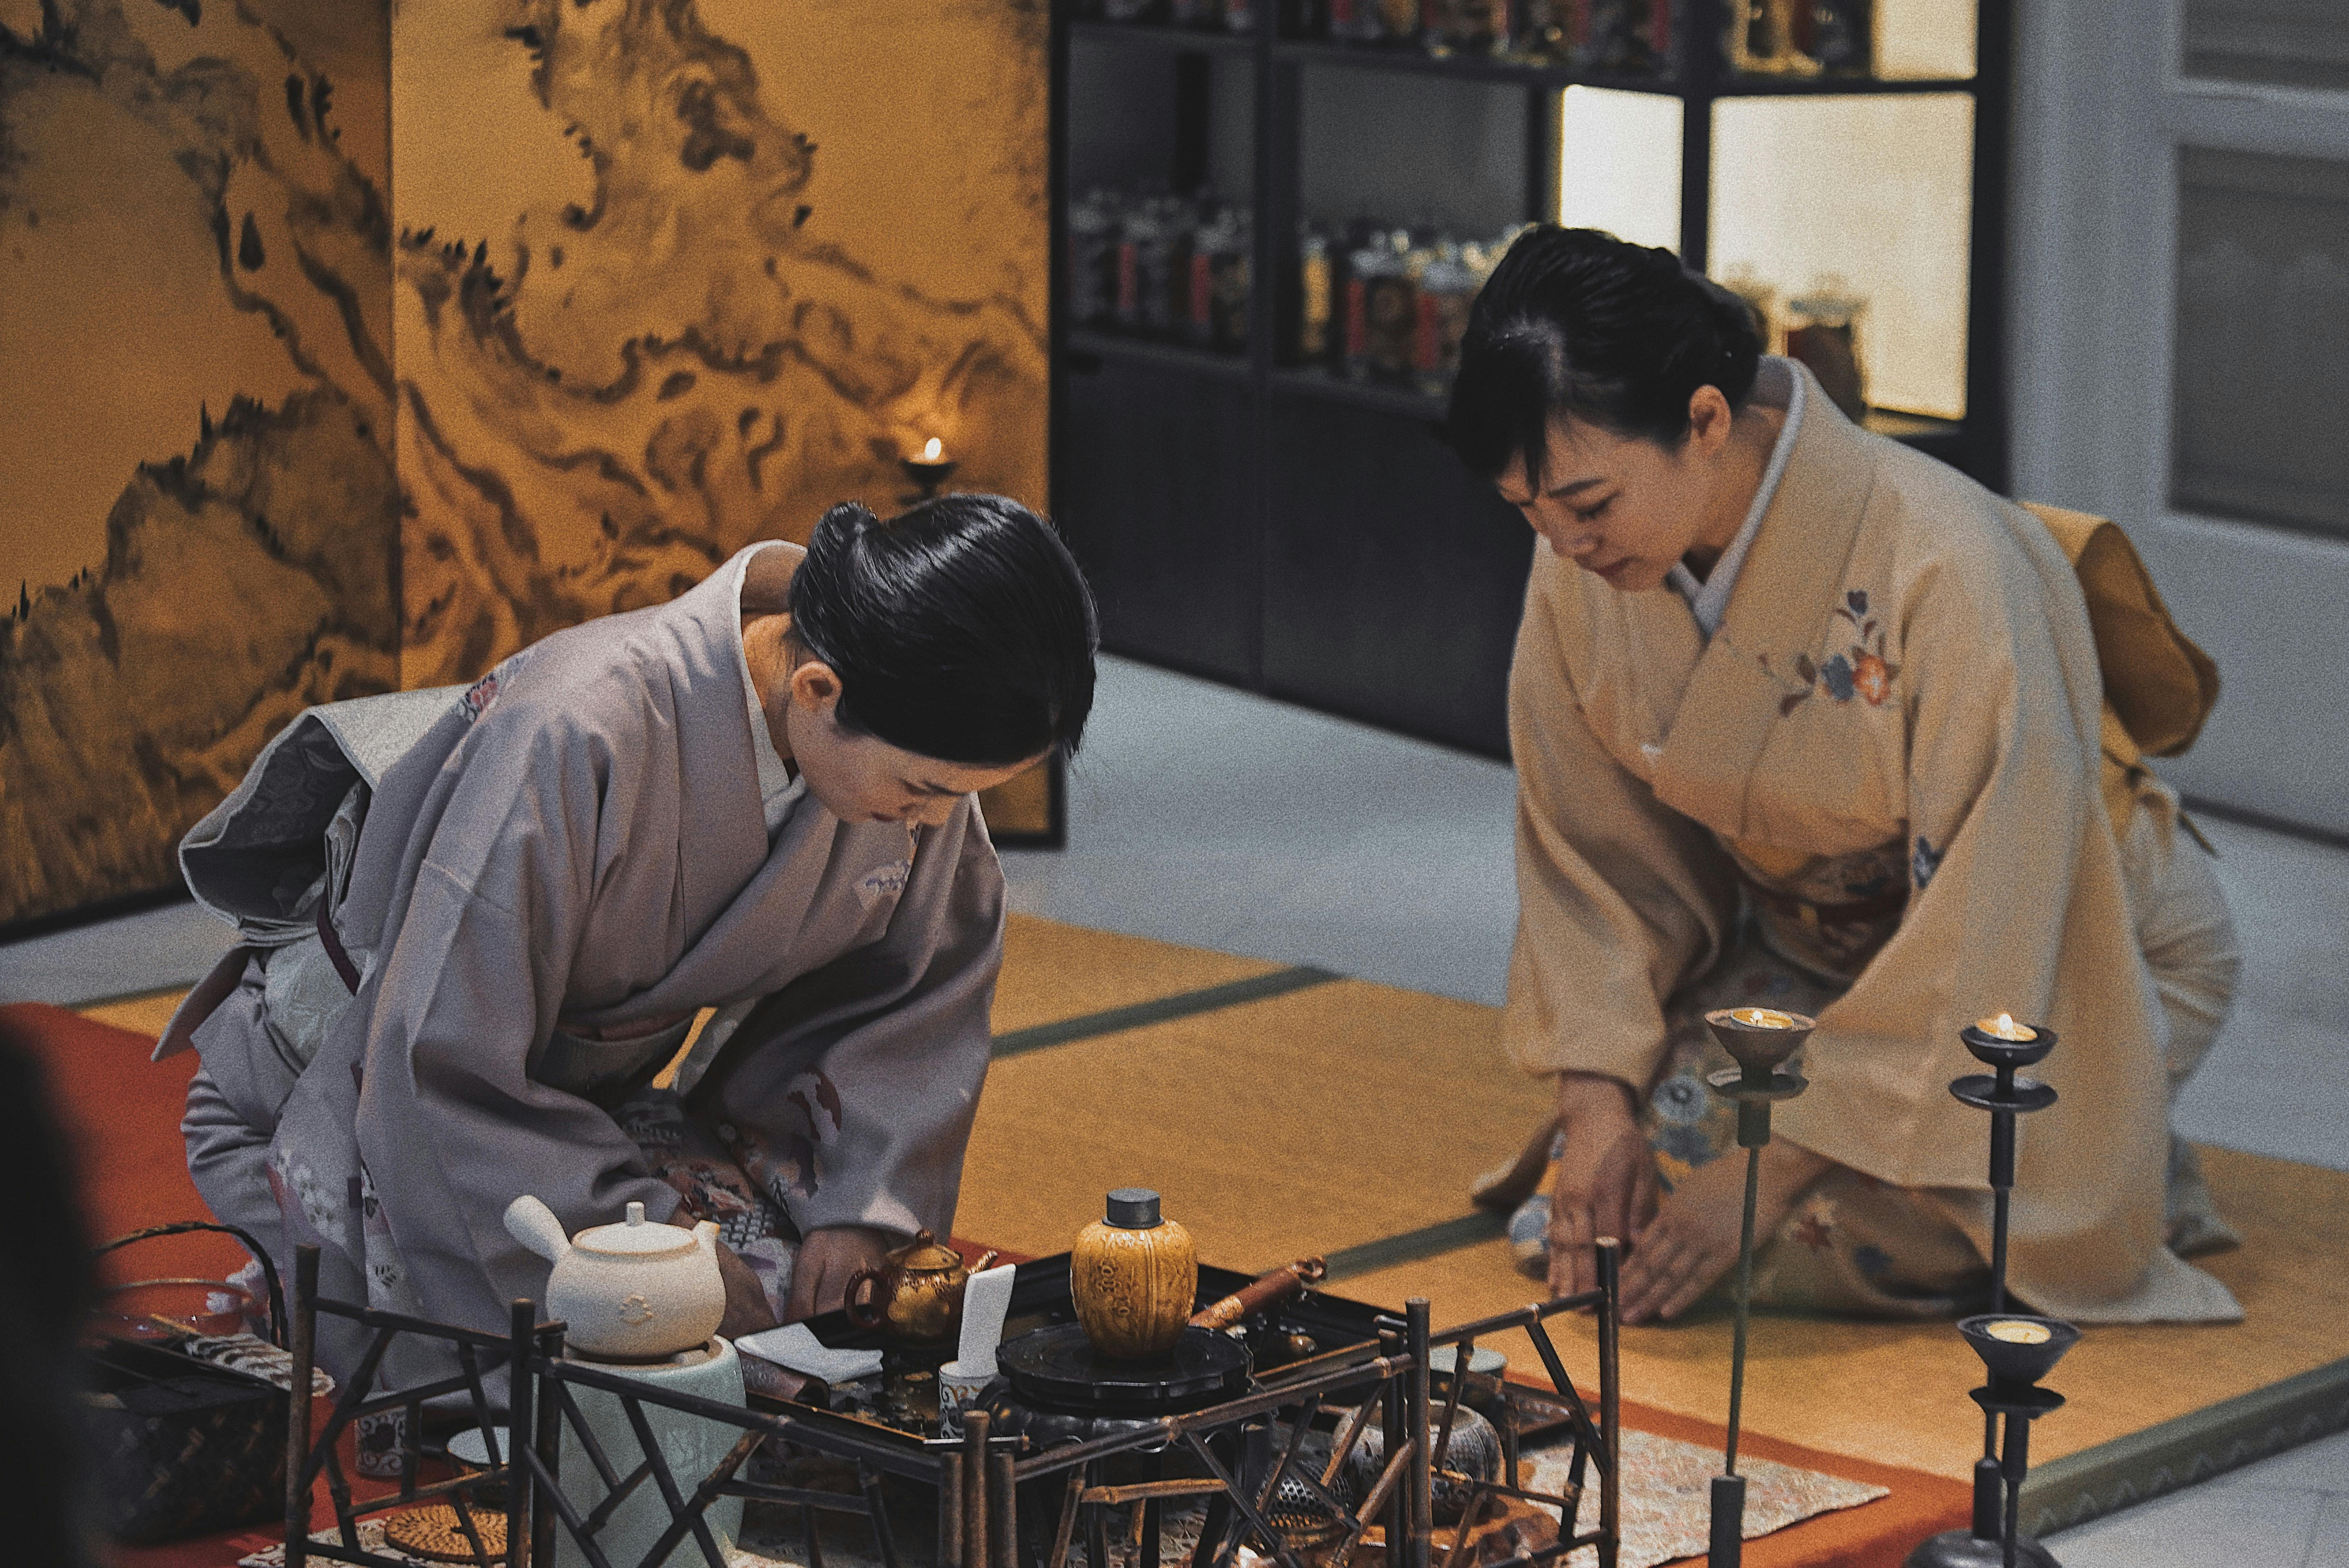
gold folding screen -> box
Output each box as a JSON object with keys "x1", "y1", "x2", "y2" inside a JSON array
[{"x1": 0, "y1": 0, "x2": 1052, "y2": 928}]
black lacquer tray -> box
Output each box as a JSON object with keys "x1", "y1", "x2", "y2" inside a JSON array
[{"x1": 998, "y1": 1322, "x2": 1252, "y2": 1414}]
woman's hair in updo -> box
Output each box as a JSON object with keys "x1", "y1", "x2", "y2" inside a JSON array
[
  {"x1": 1446, "y1": 225, "x2": 1763, "y2": 490},
  {"x1": 787, "y1": 494, "x2": 1099, "y2": 767}
]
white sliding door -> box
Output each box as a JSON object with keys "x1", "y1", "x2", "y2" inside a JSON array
[{"x1": 2013, "y1": 0, "x2": 2349, "y2": 833}]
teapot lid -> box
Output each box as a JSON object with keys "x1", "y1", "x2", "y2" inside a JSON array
[
  {"x1": 575, "y1": 1201, "x2": 698, "y2": 1256},
  {"x1": 895, "y1": 1229, "x2": 965, "y2": 1272}
]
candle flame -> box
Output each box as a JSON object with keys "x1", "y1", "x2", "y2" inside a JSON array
[
  {"x1": 1977, "y1": 1012, "x2": 2037, "y2": 1042},
  {"x1": 921, "y1": 437, "x2": 944, "y2": 462},
  {"x1": 1995, "y1": 1012, "x2": 2016, "y2": 1034},
  {"x1": 1986, "y1": 1320, "x2": 2052, "y2": 1344},
  {"x1": 1731, "y1": 1007, "x2": 1798, "y2": 1029}
]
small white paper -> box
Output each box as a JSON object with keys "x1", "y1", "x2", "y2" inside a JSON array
[
  {"x1": 735, "y1": 1323, "x2": 884, "y2": 1384},
  {"x1": 956, "y1": 1263, "x2": 1019, "y2": 1375}
]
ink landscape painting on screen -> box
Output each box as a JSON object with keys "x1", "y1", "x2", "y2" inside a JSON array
[
  {"x1": 390, "y1": 0, "x2": 1051, "y2": 694},
  {"x1": 0, "y1": 0, "x2": 1054, "y2": 929},
  {"x1": 0, "y1": 0, "x2": 402, "y2": 929}
]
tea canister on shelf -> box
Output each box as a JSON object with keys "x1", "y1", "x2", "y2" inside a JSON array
[
  {"x1": 1298, "y1": 226, "x2": 1334, "y2": 362},
  {"x1": 1785, "y1": 275, "x2": 1868, "y2": 421},
  {"x1": 1715, "y1": 262, "x2": 1781, "y2": 354},
  {"x1": 1072, "y1": 1188, "x2": 1198, "y2": 1360}
]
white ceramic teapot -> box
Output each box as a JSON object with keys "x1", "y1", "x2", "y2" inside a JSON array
[{"x1": 504, "y1": 1195, "x2": 727, "y2": 1361}]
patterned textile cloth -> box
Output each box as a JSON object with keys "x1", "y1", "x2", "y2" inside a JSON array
[
  {"x1": 1539, "y1": 1431, "x2": 1889, "y2": 1568},
  {"x1": 614, "y1": 1085, "x2": 802, "y2": 1321}
]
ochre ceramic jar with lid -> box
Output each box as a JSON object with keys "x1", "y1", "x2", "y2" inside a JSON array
[{"x1": 1072, "y1": 1188, "x2": 1197, "y2": 1360}]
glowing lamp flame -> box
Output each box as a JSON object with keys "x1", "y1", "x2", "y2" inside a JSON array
[
  {"x1": 920, "y1": 437, "x2": 944, "y2": 462},
  {"x1": 1977, "y1": 1013, "x2": 2037, "y2": 1042}
]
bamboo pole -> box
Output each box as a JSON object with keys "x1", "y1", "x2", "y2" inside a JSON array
[{"x1": 284, "y1": 1245, "x2": 319, "y2": 1568}]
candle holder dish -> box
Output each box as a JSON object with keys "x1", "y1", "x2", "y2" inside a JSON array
[
  {"x1": 900, "y1": 451, "x2": 958, "y2": 504},
  {"x1": 1699, "y1": 1006, "x2": 1817, "y2": 1568}
]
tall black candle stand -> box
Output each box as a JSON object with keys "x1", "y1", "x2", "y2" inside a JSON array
[
  {"x1": 1700, "y1": 1007, "x2": 1817, "y2": 1568},
  {"x1": 1905, "y1": 1021, "x2": 2075, "y2": 1568}
]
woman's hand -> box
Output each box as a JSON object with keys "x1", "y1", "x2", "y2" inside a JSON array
[
  {"x1": 716, "y1": 1241, "x2": 781, "y2": 1340},
  {"x1": 1546, "y1": 1073, "x2": 1660, "y2": 1300},
  {"x1": 785, "y1": 1225, "x2": 897, "y2": 1323},
  {"x1": 1618, "y1": 1140, "x2": 1830, "y2": 1324}
]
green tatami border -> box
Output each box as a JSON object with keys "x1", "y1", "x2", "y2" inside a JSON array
[{"x1": 991, "y1": 964, "x2": 1340, "y2": 1058}]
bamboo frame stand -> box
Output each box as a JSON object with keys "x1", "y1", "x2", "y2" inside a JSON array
[{"x1": 278, "y1": 1243, "x2": 1626, "y2": 1568}]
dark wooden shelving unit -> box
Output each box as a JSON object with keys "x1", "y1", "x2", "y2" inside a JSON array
[
  {"x1": 1050, "y1": 0, "x2": 2012, "y2": 760},
  {"x1": 1070, "y1": 17, "x2": 1258, "y2": 54},
  {"x1": 1068, "y1": 328, "x2": 1253, "y2": 381}
]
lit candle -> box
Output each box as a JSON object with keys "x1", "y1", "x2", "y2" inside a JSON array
[
  {"x1": 1985, "y1": 1320, "x2": 2051, "y2": 1344},
  {"x1": 1976, "y1": 1013, "x2": 2037, "y2": 1042},
  {"x1": 920, "y1": 436, "x2": 945, "y2": 463},
  {"x1": 1730, "y1": 1007, "x2": 1800, "y2": 1029}
]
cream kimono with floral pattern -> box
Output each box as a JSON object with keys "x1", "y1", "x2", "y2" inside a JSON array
[{"x1": 1505, "y1": 362, "x2": 2239, "y2": 1323}]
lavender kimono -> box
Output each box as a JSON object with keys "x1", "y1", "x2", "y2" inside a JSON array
[{"x1": 162, "y1": 544, "x2": 1005, "y2": 1377}]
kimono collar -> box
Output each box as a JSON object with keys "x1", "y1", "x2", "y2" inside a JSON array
[
  {"x1": 659, "y1": 543, "x2": 812, "y2": 868},
  {"x1": 1667, "y1": 357, "x2": 1808, "y2": 638},
  {"x1": 1644, "y1": 358, "x2": 1884, "y2": 839},
  {"x1": 731, "y1": 543, "x2": 807, "y2": 836}
]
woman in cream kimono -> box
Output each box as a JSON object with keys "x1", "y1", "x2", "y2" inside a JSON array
[
  {"x1": 1449, "y1": 227, "x2": 2240, "y2": 1326},
  {"x1": 162, "y1": 495, "x2": 1097, "y2": 1378}
]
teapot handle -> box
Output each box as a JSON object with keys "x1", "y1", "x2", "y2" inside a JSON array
[{"x1": 844, "y1": 1265, "x2": 889, "y2": 1330}]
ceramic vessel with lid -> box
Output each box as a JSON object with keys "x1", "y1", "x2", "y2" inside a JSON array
[
  {"x1": 504, "y1": 1195, "x2": 726, "y2": 1361},
  {"x1": 1072, "y1": 1188, "x2": 1197, "y2": 1360}
]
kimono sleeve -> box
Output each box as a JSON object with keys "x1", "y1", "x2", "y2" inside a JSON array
[
  {"x1": 1503, "y1": 561, "x2": 1739, "y2": 1090},
  {"x1": 352, "y1": 707, "x2": 683, "y2": 1329},
  {"x1": 694, "y1": 800, "x2": 1005, "y2": 1243}
]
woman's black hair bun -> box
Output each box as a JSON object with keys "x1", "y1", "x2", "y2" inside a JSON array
[
  {"x1": 1445, "y1": 224, "x2": 1768, "y2": 488},
  {"x1": 814, "y1": 499, "x2": 881, "y2": 544},
  {"x1": 788, "y1": 493, "x2": 1099, "y2": 769}
]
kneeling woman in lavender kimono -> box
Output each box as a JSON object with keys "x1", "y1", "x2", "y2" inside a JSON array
[
  {"x1": 164, "y1": 495, "x2": 1095, "y2": 1374},
  {"x1": 1449, "y1": 227, "x2": 2241, "y2": 1327}
]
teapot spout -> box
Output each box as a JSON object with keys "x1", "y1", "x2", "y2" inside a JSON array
[
  {"x1": 692, "y1": 1219, "x2": 720, "y2": 1256},
  {"x1": 504, "y1": 1194, "x2": 573, "y2": 1265}
]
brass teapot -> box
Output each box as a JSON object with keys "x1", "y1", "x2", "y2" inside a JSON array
[{"x1": 845, "y1": 1231, "x2": 996, "y2": 1346}]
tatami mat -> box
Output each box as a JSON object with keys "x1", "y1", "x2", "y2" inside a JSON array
[
  {"x1": 992, "y1": 915, "x2": 1289, "y2": 1033},
  {"x1": 955, "y1": 929, "x2": 2349, "y2": 1488},
  {"x1": 79, "y1": 989, "x2": 186, "y2": 1039},
  {"x1": 72, "y1": 914, "x2": 1288, "y2": 1046},
  {"x1": 959, "y1": 975, "x2": 1553, "y2": 1263},
  {"x1": 1329, "y1": 1145, "x2": 2349, "y2": 1477},
  {"x1": 70, "y1": 913, "x2": 2349, "y2": 1527},
  {"x1": 963, "y1": 920, "x2": 2349, "y2": 1521}
]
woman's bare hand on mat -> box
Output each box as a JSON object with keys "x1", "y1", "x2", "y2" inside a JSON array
[
  {"x1": 1546, "y1": 1072, "x2": 1660, "y2": 1301},
  {"x1": 1619, "y1": 1142, "x2": 1830, "y2": 1324},
  {"x1": 716, "y1": 1240, "x2": 781, "y2": 1340},
  {"x1": 786, "y1": 1225, "x2": 897, "y2": 1323}
]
